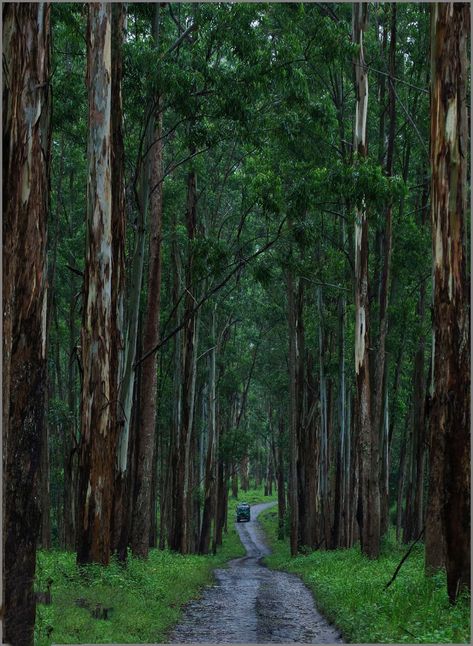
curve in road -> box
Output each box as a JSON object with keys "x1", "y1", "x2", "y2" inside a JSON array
[{"x1": 170, "y1": 501, "x2": 343, "y2": 643}]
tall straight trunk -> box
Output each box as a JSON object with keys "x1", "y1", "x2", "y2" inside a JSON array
[
  {"x1": 168, "y1": 212, "x2": 184, "y2": 550},
  {"x1": 317, "y1": 287, "x2": 330, "y2": 546},
  {"x1": 40, "y1": 353, "x2": 52, "y2": 550},
  {"x1": 295, "y1": 283, "x2": 307, "y2": 546},
  {"x1": 287, "y1": 262, "x2": 299, "y2": 556},
  {"x1": 131, "y1": 61, "x2": 164, "y2": 558},
  {"x1": 372, "y1": 4, "x2": 396, "y2": 540},
  {"x1": 64, "y1": 291, "x2": 78, "y2": 550},
  {"x1": 335, "y1": 233, "x2": 346, "y2": 547},
  {"x1": 149, "y1": 416, "x2": 160, "y2": 547},
  {"x1": 353, "y1": 1, "x2": 379, "y2": 559},
  {"x1": 303, "y1": 352, "x2": 320, "y2": 549},
  {"x1": 349, "y1": 392, "x2": 359, "y2": 546},
  {"x1": 199, "y1": 308, "x2": 218, "y2": 554},
  {"x1": 379, "y1": 379, "x2": 390, "y2": 535},
  {"x1": 175, "y1": 168, "x2": 199, "y2": 554},
  {"x1": 403, "y1": 408, "x2": 415, "y2": 543},
  {"x1": 276, "y1": 416, "x2": 286, "y2": 540},
  {"x1": 115, "y1": 6, "x2": 160, "y2": 549},
  {"x1": 412, "y1": 284, "x2": 427, "y2": 538},
  {"x1": 41, "y1": 135, "x2": 65, "y2": 550},
  {"x1": 344, "y1": 392, "x2": 352, "y2": 547},
  {"x1": 396, "y1": 418, "x2": 408, "y2": 543},
  {"x1": 240, "y1": 455, "x2": 250, "y2": 491},
  {"x1": 2, "y1": 4, "x2": 50, "y2": 642},
  {"x1": 77, "y1": 3, "x2": 115, "y2": 565},
  {"x1": 109, "y1": 1, "x2": 127, "y2": 557},
  {"x1": 231, "y1": 470, "x2": 238, "y2": 498},
  {"x1": 426, "y1": 3, "x2": 470, "y2": 602},
  {"x1": 215, "y1": 461, "x2": 227, "y2": 547},
  {"x1": 211, "y1": 398, "x2": 221, "y2": 554}
]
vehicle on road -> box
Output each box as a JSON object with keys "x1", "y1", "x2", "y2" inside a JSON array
[{"x1": 236, "y1": 502, "x2": 251, "y2": 522}]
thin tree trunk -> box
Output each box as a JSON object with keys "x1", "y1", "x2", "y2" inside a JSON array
[
  {"x1": 287, "y1": 259, "x2": 299, "y2": 556},
  {"x1": 2, "y1": 4, "x2": 51, "y2": 642},
  {"x1": 64, "y1": 290, "x2": 78, "y2": 550},
  {"x1": 199, "y1": 308, "x2": 217, "y2": 554},
  {"x1": 109, "y1": 1, "x2": 127, "y2": 557},
  {"x1": 396, "y1": 418, "x2": 409, "y2": 543},
  {"x1": 168, "y1": 213, "x2": 184, "y2": 550},
  {"x1": 175, "y1": 167, "x2": 199, "y2": 554},
  {"x1": 372, "y1": 4, "x2": 396, "y2": 540},
  {"x1": 131, "y1": 8, "x2": 164, "y2": 555},
  {"x1": 276, "y1": 415, "x2": 286, "y2": 540}
]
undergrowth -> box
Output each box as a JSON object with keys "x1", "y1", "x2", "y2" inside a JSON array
[
  {"x1": 34, "y1": 486, "x2": 275, "y2": 645},
  {"x1": 259, "y1": 508, "x2": 471, "y2": 644}
]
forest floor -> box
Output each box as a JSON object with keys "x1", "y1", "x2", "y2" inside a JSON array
[
  {"x1": 259, "y1": 508, "x2": 471, "y2": 644},
  {"x1": 170, "y1": 501, "x2": 342, "y2": 643},
  {"x1": 34, "y1": 488, "x2": 275, "y2": 645}
]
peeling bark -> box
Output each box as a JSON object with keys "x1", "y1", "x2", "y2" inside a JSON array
[
  {"x1": 2, "y1": 3, "x2": 51, "y2": 642},
  {"x1": 77, "y1": 2, "x2": 115, "y2": 566},
  {"x1": 353, "y1": 1, "x2": 380, "y2": 560},
  {"x1": 426, "y1": 3, "x2": 470, "y2": 602}
]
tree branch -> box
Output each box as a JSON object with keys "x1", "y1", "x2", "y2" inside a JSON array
[
  {"x1": 384, "y1": 527, "x2": 425, "y2": 590},
  {"x1": 134, "y1": 216, "x2": 287, "y2": 367}
]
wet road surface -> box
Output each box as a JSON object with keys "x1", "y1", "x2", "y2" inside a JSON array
[{"x1": 169, "y1": 502, "x2": 343, "y2": 643}]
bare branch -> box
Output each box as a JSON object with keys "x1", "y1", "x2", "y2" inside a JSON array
[{"x1": 134, "y1": 216, "x2": 288, "y2": 367}]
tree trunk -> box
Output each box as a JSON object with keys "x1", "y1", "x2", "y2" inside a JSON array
[
  {"x1": 372, "y1": 3, "x2": 396, "y2": 540},
  {"x1": 199, "y1": 308, "x2": 218, "y2": 554},
  {"x1": 167, "y1": 212, "x2": 184, "y2": 551},
  {"x1": 426, "y1": 3, "x2": 470, "y2": 602},
  {"x1": 287, "y1": 260, "x2": 299, "y2": 556},
  {"x1": 353, "y1": 1, "x2": 379, "y2": 560},
  {"x1": 64, "y1": 290, "x2": 78, "y2": 550},
  {"x1": 276, "y1": 416, "x2": 286, "y2": 540},
  {"x1": 412, "y1": 284, "x2": 427, "y2": 539},
  {"x1": 173, "y1": 168, "x2": 200, "y2": 554},
  {"x1": 114, "y1": 6, "x2": 159, "y2": 550},
  {"x1": 2, "y1": 4, "x2": 51, "y2": 642},
  {"x1": 396, "y1": 415, "x2": 409, "y2": 543},
  {"x1": 240, "y1": 455, "x2": 250, "y2": 492},
  {"x1": 77, "y1": 3, "x2": 115, "y2": 565},
  {"x1": 303, "y1": 352, "x2": 320, "y2": 549},
  {"x1": 131, "y1": 15, "x2": 164, "y2": 556},
  {"x1": 108, "y1": 1, "x2": 127, "y2": 558}
]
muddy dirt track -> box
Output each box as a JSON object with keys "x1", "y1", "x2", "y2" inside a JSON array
[{"x1": 170, "y1": 502, "x2": 343, "y2": 643}]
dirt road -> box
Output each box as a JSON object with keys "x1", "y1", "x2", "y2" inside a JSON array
[{"x1": 169, "y1": 502, "x2": 343, "y2": 643}]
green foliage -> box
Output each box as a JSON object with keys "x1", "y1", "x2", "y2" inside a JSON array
[
  {"x1": 259, "y1": 510, "x2": 471, "y2": 644},
  {"x1": 34, "y1": 488, "x2": 274, "y2": 645}
]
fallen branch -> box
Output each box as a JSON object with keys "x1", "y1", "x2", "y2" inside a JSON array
[{"x1": 384, "y1": 527, "x2": 425, "y2": 590}]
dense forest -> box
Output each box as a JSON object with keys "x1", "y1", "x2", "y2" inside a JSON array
[{"x1": 2, "y1": 2, "x2": 470, "y2": 645}]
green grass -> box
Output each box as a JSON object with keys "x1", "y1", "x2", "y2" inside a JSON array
[
  {"x1": 259, "y1": 508, "x2": 471, "y2": 644},
  {"x1": 34, "y1": 486, "x2": 275, "y2": 645}
]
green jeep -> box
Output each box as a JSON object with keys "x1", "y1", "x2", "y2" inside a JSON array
[{"x1": 236, "y1": 502, "x2": 251, "y2": 523}]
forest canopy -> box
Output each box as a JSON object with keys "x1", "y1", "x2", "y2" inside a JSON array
[{"x1": 2, "y1": 3, "x2": 470, "y2": 644}]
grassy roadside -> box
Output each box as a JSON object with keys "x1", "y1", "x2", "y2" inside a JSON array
[
  {"x1": 259, "y1": 508, "x2": 470, "y2": 644},
  {"x1": 35, "y1": 486, "x2": 276, "y2": 645}
]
